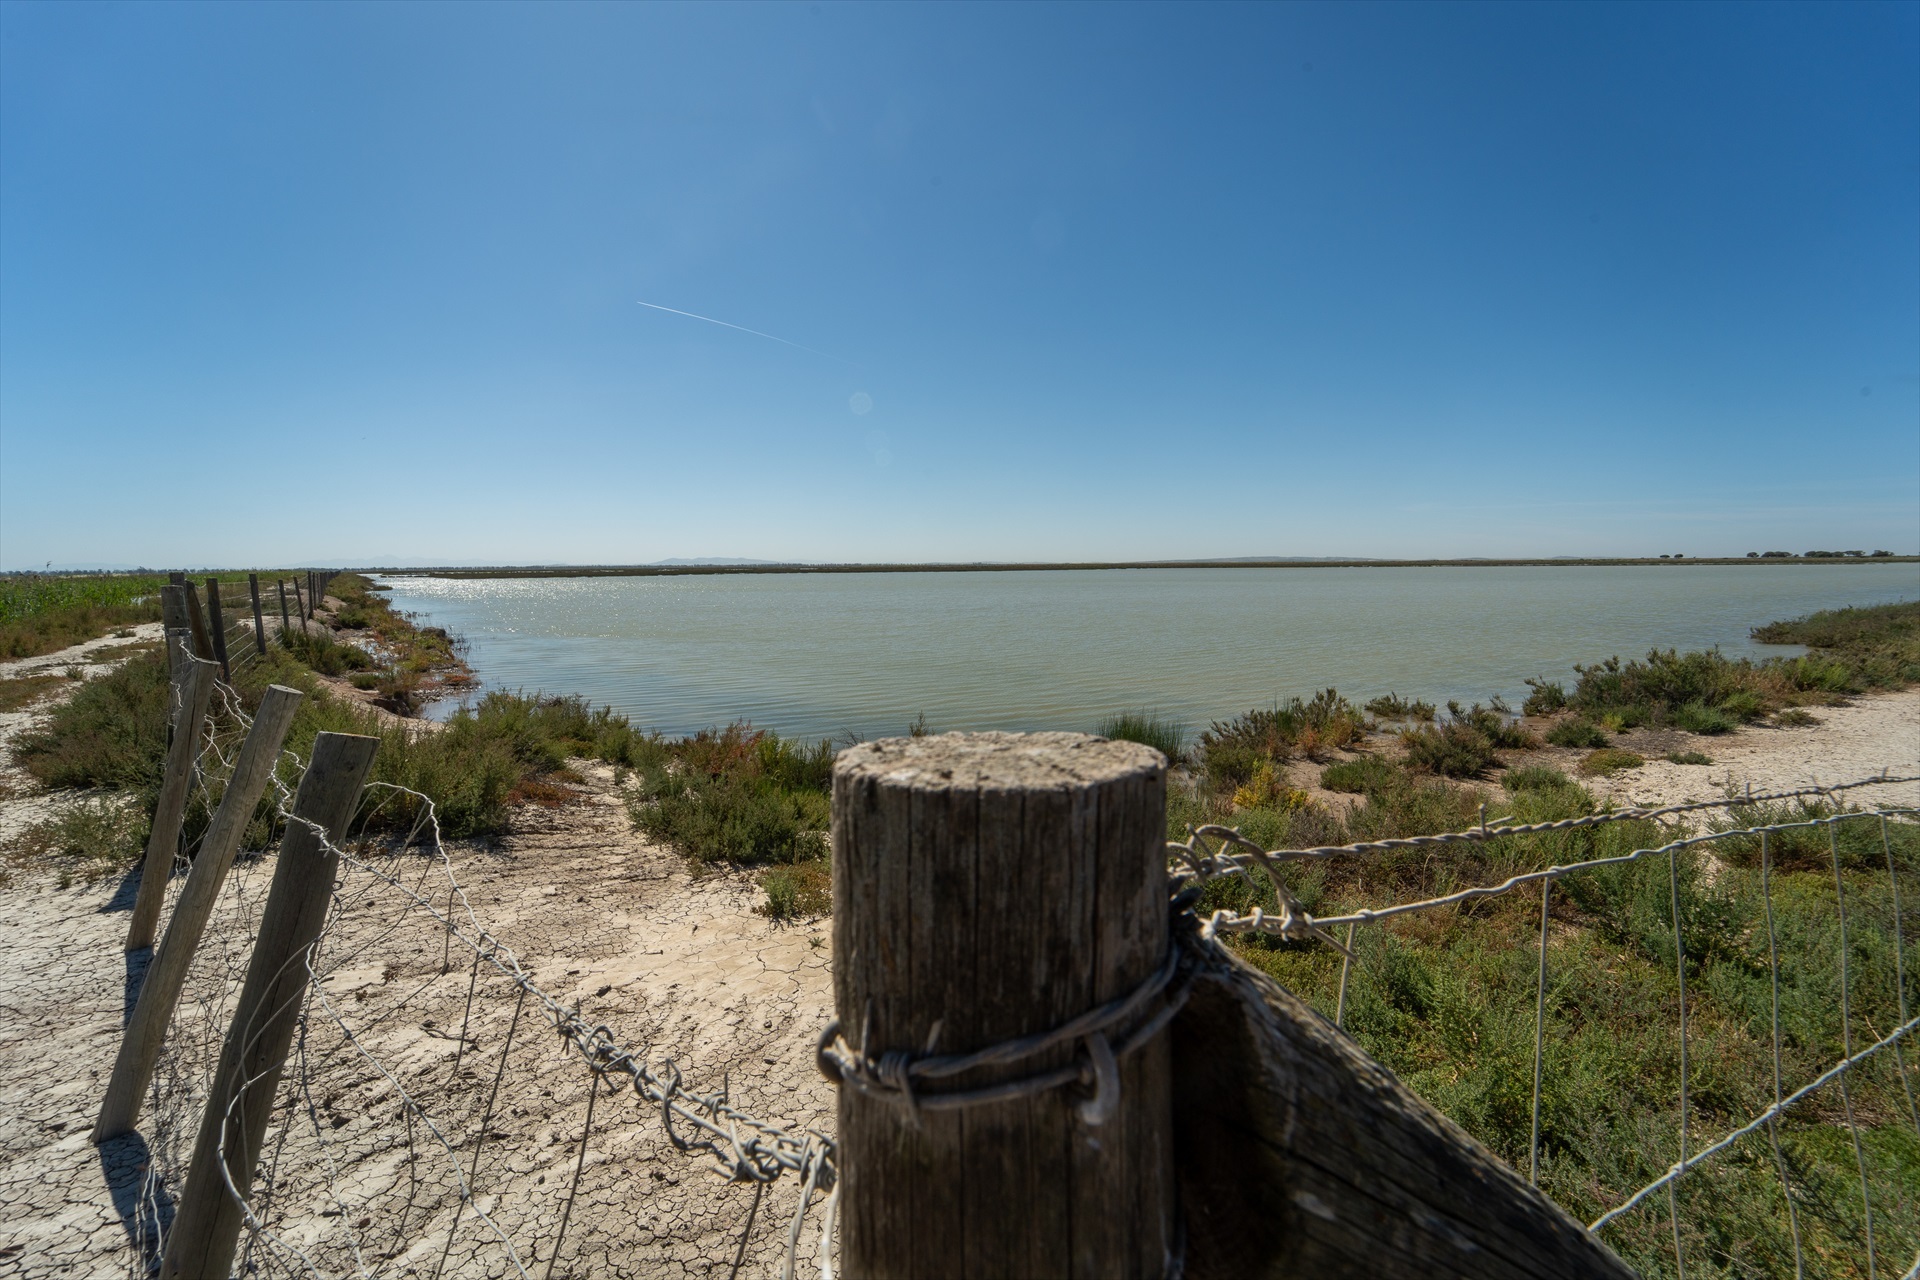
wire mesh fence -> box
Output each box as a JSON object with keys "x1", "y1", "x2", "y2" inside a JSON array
[
  {"x1": 1173, "y1": 775, "x2": 1920, "y2": 1280},
  {"x1": 123, "y1": 672, "x2": 835, "y2": 1280},
  {"x1": 104, "y1": 639, "x2": 1915, "y2": 1279}
]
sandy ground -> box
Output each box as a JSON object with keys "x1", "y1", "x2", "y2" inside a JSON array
[
  {"x1": 0, "y1": 635, "x2": 836, "y2": 1278},
  {"x1": 1533, "y1": 688, "x2": 1919, "y2": 811},
  {"x1": 0, "y1": 629, "x2": 1913, "y2": 1277}
]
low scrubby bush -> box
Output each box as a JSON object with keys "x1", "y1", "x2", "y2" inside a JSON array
[
  {"x1": 1320, "y1": 755, "x2": 1401, "y2": 794},
  {"x1": 1546, "y1": 718, "x2": 1608, "y2": 749},
  {"x1": 1502, "y1": 764, "x2": 1575, "y2": 793},
  {"x1": 1364, "y1": 692, "x2": 1435, "y2": 722},
  {"x1": 1199, "y1": 690, "x2": 1364, "y2": 786},
  {"x1": 627, "y1": 723, "x2": 832, "y2": 866},
  {"x1": 1579, "y1": 748, "x2": 1645, "y2": 776}
]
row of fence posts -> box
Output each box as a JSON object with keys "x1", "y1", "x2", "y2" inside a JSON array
[
  {"x1": 157, "y1": 570, "x2": 335, "y2": 681},
  {"x1": 91, "y1": 576, "x2": 362, "y2": 1278}
]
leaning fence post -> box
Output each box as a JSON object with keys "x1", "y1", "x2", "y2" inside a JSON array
[
  {"x1": 159, "y1": 730, "x2": 379, "y2": 1280},
  {"x1": 181, "y1": 579, "x2": 215, "y2": 664},
  {"x1": 159, "y1": 583, "x2": 194, "y2": 684},
  {"x1": 829, "y1": 732, "x2": 1174, "y2": 1278},
  {"x1": 276, "y1": 578, "x2": 290, "y2": 640},
  {"x1": 247, "y1": 573, "x2": 267, "y2": 656},
  {"x1": 204, "y1": 578, "x2": 231, "y2": 680},
  {"x1": 96, "y1": 685, "x2": 304, "y2": 1142},
  {"x1": 123, "y1": 650, "x2": 221, "y2": 952}
]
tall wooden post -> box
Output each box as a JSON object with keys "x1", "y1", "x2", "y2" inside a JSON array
[
  {"x1": 123, "y1": 652, "x2": 220, "y2": 951},
  {"x1": 246, "y1": 573, "x2": 267, "y2": 655},
  {"x1": 831, "y1": 732, "x2": 1173, "y2": 1279},
  {"x1": 204, "y1": 578, "x2": 231, "y2": 680},
  {"x1": 159, "y1": 584, "x2": 193, "y2": 683},
  {"x1": 277, "y1": 578, "x2": 291, "y2": 640},
  {"x1": 181, "y1": 580, "x2": 215, "y2": 664},
  {"x1": 160, "y1": 731, "x2": 379, "y2": 1280},
  {"x1": 96, "y1": 685, "x2": 304, "y2": 1141}
]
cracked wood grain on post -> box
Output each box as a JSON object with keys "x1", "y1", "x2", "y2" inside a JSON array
[{"x1": 832, "y1": 731, "x2": 1174, "y2": 1280}]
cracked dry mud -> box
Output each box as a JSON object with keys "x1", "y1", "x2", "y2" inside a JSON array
[{"x1": 0, "y1": 652, "x2": 837, "y2": 1278}]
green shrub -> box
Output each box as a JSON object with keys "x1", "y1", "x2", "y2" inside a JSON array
[
  {"x1": 14, "y1": 649, "x2": 172, "y2": 799},
  {"x1": 1546, "y1": 719, "x2": 1608, "y2": 749},
  {"x1": 1400, "y1": 721, "x2": 1498, "y2": 778},
  {"x1": 4, "y1": 796, "x2": 149, "y2": 883},
  {"x1": 627, "y1": 722, "x2": 833, "y2": 866},
  {"x1": 1200, "y1": 691, "x2": 1366, "y2": 786},
  {"x1": 1579, "y1": 748, "x2": 1645, "y2": 775},
  {"x1": 1521, "y1": 678, "x2": 1568, "y2": 715},
  {"x1": 1670, "y1": 700, "x2": 1738, "y2": 735},
  {"x1": 1665, "y1": 751, "x2": 1712, "y2": 765},
  {"x1": 1320, "y1": 755, "x2": 1401, "y2": 794},
  {"x1": 1096, "y1": 710, "x2": 1187, "y2": 763},
  {"x1": 278, "y1": 628, "x2": 372, "y2": 675},
  {"x1": 1502, "y1": 764, "x2": 1575, "y2": 793},
  {"x1": 759, "y1": 861, "x2": 831, "y2": 920},
  {"x1": 1364, "y1": 693, "x2": 1436, "y2": 722},
  {"x1": 1773, "y1": 708, "x2": 1820, "y2": 728}
]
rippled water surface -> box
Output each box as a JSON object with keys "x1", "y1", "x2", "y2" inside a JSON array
[{"x1": 377, "y1": 566, "x2": 1918, "y2": 741}]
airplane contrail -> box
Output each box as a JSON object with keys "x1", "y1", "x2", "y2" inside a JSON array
[{"x1": 635, "y1": 300, "x2": 853, "y2": 363}]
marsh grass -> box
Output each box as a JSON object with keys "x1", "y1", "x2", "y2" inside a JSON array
[
  {"x1": 1207, "y1": 776, "x2": 1920, "y2": 1278},
  {"x1": 0, "y1": 672, "x2": 71, "y2": 713},
  {"x1": 0, "y1": 573, "x2": 168, "y2": 659},
  {"x1": 1096, "y1": 710, "x2": 1187, "y2": 763}
]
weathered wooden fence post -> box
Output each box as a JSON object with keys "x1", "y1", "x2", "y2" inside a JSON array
[
  {"x1": 181, "y1": 579, "x2": 215, "y2": 664},
  {"x1": 1167, "y1": 946, "x2": 1639, "y2": 1279},
  {"x1": 160, "y1": 730, "x2": 379, "y2": 1280},
  {"x1": 159, "y1": 583, "x2": 193, "y2": 683},
  {"x1": 95, "y1": 685, "x2": 304, "y2": 1142},
  {"x1": 123, "y1": 649, "x2": 220, "y2": 952},
  {"x1": 276, "y1": 578, "x2": 290, "y2": 639},
  {"x1": 204, "y1": 578, "x2": 231, "y2": 680},
  {"x1": 829, "y1": 732, "x2": 1174, "y2": 1279},
  {"x1": 292, "y1": 576, "x2": 308, "y2": 629},
  {"x1": 246, "y1": 573, "x2": 267, "y2": 655}
]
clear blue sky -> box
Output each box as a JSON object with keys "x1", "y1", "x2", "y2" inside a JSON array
[{"x1": 2, "y1": 2, "x2": 1915, "y2": 568}]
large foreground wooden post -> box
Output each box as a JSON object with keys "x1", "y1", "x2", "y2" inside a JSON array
[
  {"x1": 96, "y1": 685, "x2": 304, "y2": 1142},
  {"x1": 831, "y1": 732, "x2": 1173, "y2": 1279},
  {"x1": 160, "y1": 731, "x2": 379, "y2": 1280},
  {"x1": 124, "y1": 651, "x2": 220, "y2": 951}
]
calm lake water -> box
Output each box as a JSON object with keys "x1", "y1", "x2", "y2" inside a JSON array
[{"x1": 377, "y1": 565, "x2": 1918, "y2": 742}]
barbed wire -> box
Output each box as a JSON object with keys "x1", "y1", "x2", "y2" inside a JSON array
[{"x1": 127, "y1": 672, "x2": 839, "y2": 1279}]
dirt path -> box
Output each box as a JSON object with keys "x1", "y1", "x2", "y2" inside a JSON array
[{"x1": 0, "y1": 636, "x2": 837, "y2": 1278}]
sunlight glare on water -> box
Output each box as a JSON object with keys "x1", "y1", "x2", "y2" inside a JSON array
[{"x1": 377, "y1": 566, "x2": 1919, "y2": 741}]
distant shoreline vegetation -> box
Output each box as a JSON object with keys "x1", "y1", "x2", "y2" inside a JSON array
[{"x1": 374, "y1": 554, "x2": 1919, "y2": 580}]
